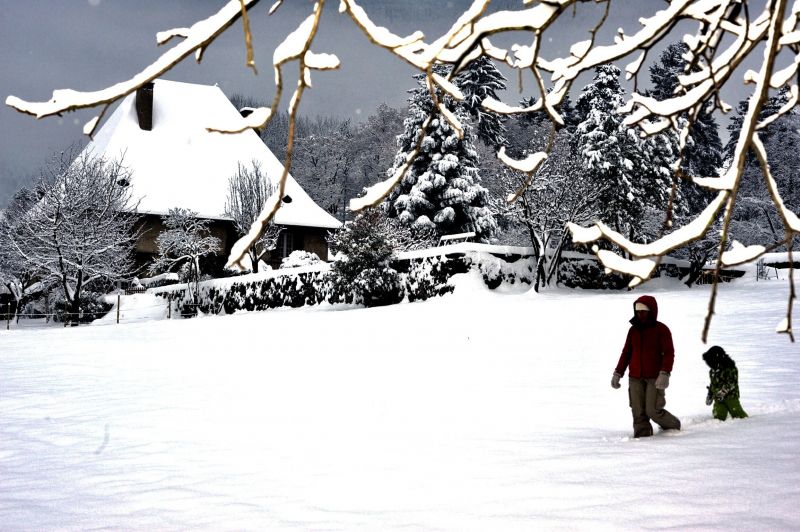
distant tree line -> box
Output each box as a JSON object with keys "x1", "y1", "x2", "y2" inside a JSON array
[{"x1": 233, "y1": 45, "x2": 799, "y2": 291}]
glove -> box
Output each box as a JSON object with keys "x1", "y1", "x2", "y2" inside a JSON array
[
  {"x1": 655, "y1": 371, "x2": 670, "y2": 390},
  {"x1": 705, "y1": 387, "x2": 713, "y2": 405},
  {"x1": 611, "y1": 372, "x2": 622, "y2": 389}
]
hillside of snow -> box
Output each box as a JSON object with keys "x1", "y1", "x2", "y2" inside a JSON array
[{"x1": 1, "y1": 274, "x2": 799, "y2": 530}]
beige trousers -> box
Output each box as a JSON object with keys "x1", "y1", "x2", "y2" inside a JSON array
[{"x1": 628, "y1": 377, "x2": 681, "y2": 437}]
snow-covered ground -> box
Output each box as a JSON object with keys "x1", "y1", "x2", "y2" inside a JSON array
[{"x1": 1, "y1": 273, "x2": 799, "y2": 530}]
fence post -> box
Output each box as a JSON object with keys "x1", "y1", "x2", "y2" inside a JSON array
[
  {"x1": 168, "y1": 298, "x2": 171, "y2": 319},
  {"x1": 116, "y1": 281, "x2": 121, "y2": 324}
]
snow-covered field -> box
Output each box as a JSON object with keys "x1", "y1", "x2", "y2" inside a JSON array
[{"x1": 2, "y1": 273, "x2": 799, "y2": 530}]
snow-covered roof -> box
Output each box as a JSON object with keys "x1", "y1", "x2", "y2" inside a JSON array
[{"x1": 82, "y1": 79, "x2": 341, "y2": 229}]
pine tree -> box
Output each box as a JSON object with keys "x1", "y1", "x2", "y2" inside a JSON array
[
  {"x1": 726, "y1": 88, "x2": 800, "y2": 247},
  {"x1": 649, "y1": 42, "x2": 723, "y2": 212},
  {"x1": 723, "y1": 89, "x2": 788, "y2": 163},
  {"x1": 455, "y1": 56, "x2": 508, "y2": 149},
  {"x1": 574, "y1": 65, "x2": 649, "y2": 236},
  {"x1": 386, "y1": 69, "x2": 497, "y2": 242}
]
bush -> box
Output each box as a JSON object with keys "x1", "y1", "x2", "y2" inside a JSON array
[
  {"x1": 52, "y1": 291, "x2": 113, "y2": 323},
  {"x1": 153, "y1": 249, "x2": 534, "y2": 315},
  {"x1": 558, "y1": 259, "x2": 628, "y2": 289},
  {"x1": 403, "y1": 255, "x2": 461, "y2": 302},
  {"x1": 328, "y1": 209, "x2": 404, "y2": 305},
  {"x1": 281, "y1": 250, "x2": 322, "y2": 269},
  {"x1": 355, "y1": 267, "x2": 405, "y2": 307}
]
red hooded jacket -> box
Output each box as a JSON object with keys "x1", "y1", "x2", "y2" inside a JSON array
[{"x1": 615, "y1": 295, "x2": 674, "y2": 379}]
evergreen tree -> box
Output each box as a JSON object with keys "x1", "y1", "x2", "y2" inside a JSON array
[
  {"x1": 574, "y1": 65, "x2": 650, "y2": 237},
  {"x1": 649, "y1": 42, "x2": 723, "y2": 211},
  {"x1": 726, "y1": 88, "x2": 800, "y2": 247},
  {"x1": 386, "y1": 69, "x2": 497, "y2": 242},
  {"x1": 455, "y1": 56, "x2": 508, "y2": 149},
  {"x1": 328, "y1": 209, "x2": 404, "y2": 307},
  {"x1": 650, "y1": 43, "x2": 723, "y2": 178},
  {"x1": 723, "y1": 89, "x2": 788, "y2": 163}
]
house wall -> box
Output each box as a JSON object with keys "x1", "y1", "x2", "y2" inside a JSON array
[
  {"x1": 263, "y1": 226, "x2": 331, "y2": 268},
  {"x1": 301, "y1": 227, "x2": 331, "y2": 262},
  {"x1": 133, "y1": 215, "x2": 332, "y2": 272},
  {"x1": 132, "y1": 214, "x2": 238, "y2": 273}
]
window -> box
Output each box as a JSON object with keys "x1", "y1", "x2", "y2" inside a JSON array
[{"x1": 277, "y1": 231, "x2": 294, "y2": 259}]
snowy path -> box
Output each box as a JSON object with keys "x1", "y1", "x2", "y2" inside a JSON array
[{"x1": 1, "y1": 275, "x2": 799, "y2": 530}]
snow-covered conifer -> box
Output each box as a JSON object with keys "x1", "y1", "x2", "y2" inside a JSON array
[
  {"x1": 328, "y1": 209, "x2": 403, "y2": 306},
  {"x1": 386, "y1": 70, "x2": 496, "y2": 242},
  {"x1": 726, "y1": 89, "x2": 800, "y2": 247},
  {"x1": 574, "y1": 65, "x2": 650, "y2": 237},
  {"x1": 650, "y1": 43, "x2": 723, "y2": 206},
  {"x1": 455, "y1": 56, "x2": 508, "y2": 149}
]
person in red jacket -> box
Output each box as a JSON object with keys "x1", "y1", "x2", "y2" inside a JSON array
[{"x1": 611, "y1": 295, "x2": 681, "y2": 437}]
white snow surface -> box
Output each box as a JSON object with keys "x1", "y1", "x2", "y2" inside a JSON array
[
  {"x1": 2, "y1": 276, "x2": 800, "y2": 530},
  {"x1": 82, "y1": 79, "x2": 341, "y2": 229}
]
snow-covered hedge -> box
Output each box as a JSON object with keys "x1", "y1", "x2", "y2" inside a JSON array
[
  {"x1": 558, "y1": 257, "x2": 629, "y2": 290},
  {"x1": 150, "y1": 250, "x2": 535, "y2": 316}
]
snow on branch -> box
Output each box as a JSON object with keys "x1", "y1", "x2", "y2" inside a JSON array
[
  {"x1": 228, "y1": 191, "x2": 282, "y2": 271},
  {"x1": 595, "y1": 250, "x2": 656, "y2": 288},
  {"x1": 157, "y1": 28, "x2": 191, "y2": 46},
  {"x1": 227, "y1": 1, "x2": 331, "y2": 270},
  {"x1": 207, "y1": 107, "x2": 273, "y2": 134},
  {"x1": 567, "y1": 191, "x2": 729, "y2": 262},
  {"x1": 721, "y1": 241, "x2": 767, "y2": 267}
]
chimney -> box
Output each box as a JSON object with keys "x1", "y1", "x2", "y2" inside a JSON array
[{"x1": 135, "y1": 82, "x2": 154, "y2": 131}]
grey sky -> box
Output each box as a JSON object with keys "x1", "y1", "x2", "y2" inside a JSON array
[{"x1": 1, "y1": 1, "x2": 744, "y2": 207}]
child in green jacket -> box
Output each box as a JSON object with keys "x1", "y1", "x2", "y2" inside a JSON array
[{"x1": 702, "y1": 345, "x2": 748, "y2": 420}]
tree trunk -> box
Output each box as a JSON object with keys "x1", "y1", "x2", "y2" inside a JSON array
[
  {"x1": 67, "y1": 271, "x2": 84, "y2": 326},
  {"x1": 69, "y1": 297, "x2": 81, "y2": 326},
  {"x1": 250, "y1": 246, "x2": 259, "y2": 273},
  {"x1": 545, "y1": 232, "x2": 570, "y2": 287},
  {"x1": 684, "y1": 260, "x2": 706, "y2": 287}
]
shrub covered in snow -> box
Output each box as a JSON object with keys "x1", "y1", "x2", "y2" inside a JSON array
[
  {"x1": 156, "y1": 269, "x2": 329, "y2": 317},
  {"x1": 558, "y1": 258, "x2": 628, "y2": 290},
  {"x1": 135, "y1": 272, "x2": 180, "y2": 288},
  {"x1": 401, "y1": 256, "x2": 461, "y2": 302},
  {"x1": 152, "y1": 247, "x2": 535, "y2": 317},
  {"x1": 353, "y1": 267, "x2": 404, "y2": 307},
  {"x1": 52, "y1": 290, "x2": 113, "y2": 324},
  {"x1": 328, "y1": 210, "x2": 404, "y2": 307},
  {"x1": 280, "y1": 250, "x2": 322, "y2": 269}
]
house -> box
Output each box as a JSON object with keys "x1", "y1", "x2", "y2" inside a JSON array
[{"x1": 81, "y1": 79, "x2": 342, "y2": 271}]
